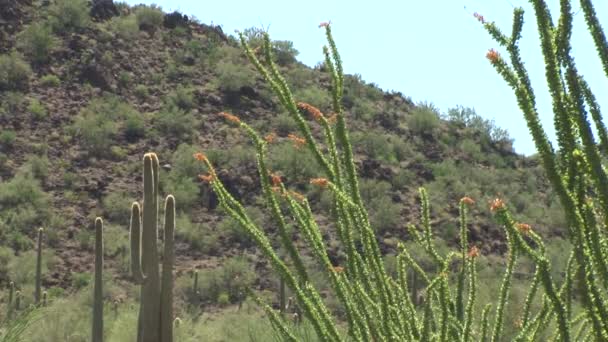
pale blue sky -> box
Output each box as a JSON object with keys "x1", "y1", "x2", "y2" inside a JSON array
[{"x1": 126, "y1": 0, "x2": 607, "y2": 156}]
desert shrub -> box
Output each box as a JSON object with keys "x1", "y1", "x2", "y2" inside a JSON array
[
  {"x1": 155, "y1": 104, "x2": 197, "y2": 140},
  {"x1": 27, "y1": 98, "x2": 47, "y2": 120},
  {"x1": 0, "y1": 53, "x2": 32, "y2": 91},
  {"x1": 169, "y1": 144, "x2": 206, "y2": 179},
  {"x1": 293, "y1": 86, "x2": 332, "y2": 113},
  {"x1": 196, "y1": 256, "x2": 255, "y2": 304},
  {"x1": 135, "y1": 4, "x2": 164, "y2": 31},
  {"x1": 18, "y1": 22, "x2": 57, "y2": 64},
  {"x1": 351, "y1": 131, "x2": 393, "y2": 161},
  {"x1": 218, "y1": 206, "x2": 265, "y2": 248},
  {"x1": 214, "y1": 61, "x2": 256, "y2": 92},
  {"x1": 70, "y1": 96, "x2": 142, "y2": 156},
  {"x1": 268, "y1": 142, "x2": 318, "y2": 185},
  {"x1": 163, "y1": 175, "x2": 199, "y2": 211},
  {"x1": 166, "y1": 85, "x2": 195, "y2": 111},
  {"x1": 102, "y1": 191, "x2": 132, "y2": 223},
  {"x1": 134, "y1": 84, "x2": 149, "y2": 99},
  {"x1": 408, "y1": 101, "x2": 441, "y2": 134},
  {"x1": 0, "y1": 173, "x2": 51, "y2": 248},
  {"x1": 175, "y1": 214, "x2": 220, "y2": 254},
  {"x1": 48, "y1": 0, "x2": 90, "y2": 32},
  {"x1": 350, "y1": 98, "x2": 375, "y2": 121},
  {"x1": 271, "y1": 112, "x2": 298, "y2": 136},
  {"x1": 109, "y1": 14, "x2": 139, "y2": 40},
  {"x1": 40, "y1": 74, "x2": 60, "y2": 87},
  {"x1": 20, "y1": 154, "x2": 50, "y2": 181},
  {"x1": 0, "y1": 130, "x2": 16, "y2": 150},
  {"x1": 123, "y1": 110, "x2": 145, "y2": 141}
]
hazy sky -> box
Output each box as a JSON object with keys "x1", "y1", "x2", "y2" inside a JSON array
[{"x1": 125, "y1": 0, "x2": 608, "y2": 156}]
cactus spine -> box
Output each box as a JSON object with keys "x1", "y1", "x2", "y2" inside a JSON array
[
  {"x1": 35, "y1": 227, "x2": 43, "y2": 305},
  {"x1": 130, "y1": 153, "x2": 175, "y2": 342},
  {"x1": 92, "y1": 217, "x2": 104, "y2": 342}
]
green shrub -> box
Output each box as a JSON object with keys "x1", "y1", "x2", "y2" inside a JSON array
[
  {"x1": 70, "y1": 96, "x2": 142, "y2": 156},
  {"x1": 175, "y1": 214, "x2": 220, "y2": 255},
  {"x1": 20, "y1": 154, "x2": 50, "y2": 181},
  {"x1": 135, "y1": 5, "x2": 164, "y2": 32},
  {"x1": 166, "y1": 85, "x2": 195, "y2": 111},
  {"x1": 0, "y1": 174, "x2": 51, "y2": 249},
  {"x1": 40, "y1": 74, "x2": 61, "y2": 87},
  {"x1": 0, "y1": 53, "x2": 32, "y2": 91},
  {"x1": 271, "y1": 112, "x2": 298, "y2": 136},
  {"x1": 155, "y1": 104, "x2": 197, "y2": 140},
  {"x1": 18, "y1": 22, "x2": 56, "y2": 64},
  {"x1": 48, "y1": 0, "x2": 90, "y2": 32},
  {"x1": 109, "y1": 15, "x2": 139, "y2": 40},
  {"x1": 0, "y1": 130, "x2": 16, "y2": 149},
  {"x1": 27, "y1": 98, "x2": 47, "y2": 120},
  {"x1": 214, "y1": 61, "x2": 256, "y2": 92},
  {"x1": 123, "y1": 110, "x2": 145, "y2": 141},
  {"x1": 408, "y1": 102, "x2": 441, "y2": 134},
  {"x1": 134, "y1": 84, "x2": 149, "y2": 99},
  {"x1": 102, "y1": 191, "x2": 132, "y2": 222}
]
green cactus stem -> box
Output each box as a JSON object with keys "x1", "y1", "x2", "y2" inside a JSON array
[
  {"x1": 42, "y1": 291, "x2": 47, "y2": 307},
  {"x1": 15, "y1": 290, "x2": 20, "y2": 312},
  {"x1": 130, "y1": 153, "x2": 175, "y2": 342},
  {"x1": 92, "y1": 217, "x2": 104, "y2": 342},
  {"x1": 35, "y1": 227, "x2": 43, "y2": 305}
]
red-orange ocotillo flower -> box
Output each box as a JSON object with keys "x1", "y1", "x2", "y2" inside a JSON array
[{"x1": 219, "y1": 111, "x2": 241, "y2": 124}]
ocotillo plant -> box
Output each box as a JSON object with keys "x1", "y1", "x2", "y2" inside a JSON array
[
  {"x1": 34, "y1": 228, "x2": 42, "y2": 305},
  {"x1": 130, "y1": 153, "x2": 176, "y2": 342},
  {"x1": 92, "y1": 217, "x2": 103, "y2": 342},
  {"x1": 193, "y1": 6, "x2": 608, "y2": 339}
]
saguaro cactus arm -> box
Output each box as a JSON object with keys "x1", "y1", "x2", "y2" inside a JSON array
[{"x1": 160, "y1": 195, "x2": 175, "y2": 342}]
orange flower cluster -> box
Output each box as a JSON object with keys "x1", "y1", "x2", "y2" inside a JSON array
[
  {"x1": 516, "y1": 223, "x2": 532, "y2": 234},
  {"x1": 331, "y1": 266, "x2": 344, "y2": 273},
  {"x1": 289, "y1": 191, "x2": 306, "y2": 202},
  {"x1": 486, "y1": 49, "x2": 500, "y2": 64},
  {"x1": 198, "y1": 173, "x2": 215, "y2": 183},
  {"x1": 270, "y1": 173, "x2": 282, "y2": 186},
  {"x1": 193, "y1": 152, "x2": 208, "y2": 162},
  {"x1": 264, "y1": 132, "x2": 277, "y2": 143},
  {"x1": 473, "y1": 12, "x2": 486, "y2": 24},
  {"x1": 461, "y1": 196, "x2": 475, "y2": 205},
  {"x1": 297, "y1": 102, "x2": 324, "y2": 122},
  {"x1": 468, "y1": 246, "x2": 480, "y2": 259},
  {"x1": 219, "y1": 111, "x2": 241, "y2": 124},
  {"x1": 489, "y1": 198, "x2": 505, "y2": 212},
  {"x1": 288, "y1": 134, "x2": 306, "y2": 149},
  {"x1": 310, "y1": 178, "x2": 329, "y2": 188}
]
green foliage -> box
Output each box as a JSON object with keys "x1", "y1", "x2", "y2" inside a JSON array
[
  {"x1": 155, "y1": 104, "x2": 197, "y2": 140},
  {"x1": 135, "y1": 5, "x2": 164, "y2": 32},
  {"x1": 108, "y1": 15, "x2": 140, "y2": 40},
  {"x1": 27, "y1": 99, "x2": 47, "y2": 120},
  {"x1": 214, "y1": 60, "x2": 257, "y2": 93},
  {"x1": 0, "y1": 130, "x2": 16, "y2": 150},
  {"x1": 39, "y1": 74, "x2": 60, "y2": 87},
  {"x1": 0, "y1": 173, "x2": 50, "y2": 250},
  {"x1": 102, "y1": 191, "x2": 132, "y2": 223},
  {"x1": 48, "y1": 0, "x2": 90, "y2": 32},
  {"x1": 166, "y1": 86, "x2": 195, "y2": 111},
  {"x1": 175, "y1": 214, "x2": 219, "y2": 255},
  {"x1": 0, "y1": 53, "x2": 31, "y2": 91},
  {"x1": 17, "y1": 22, "x2": 57, "y2": 64},
  {"x1": 408, "y1": 102, "x2": 441, "y2": 135},
  {"x1": 70, "y1": 96, "x2": 143, "y2": 156},
  {"x1": 445, "y1": 105, "x2": 513, "y2": 144}
]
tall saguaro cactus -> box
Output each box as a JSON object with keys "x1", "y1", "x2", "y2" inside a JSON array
[
  {"x1": 92, "y1": 217, "x2": 104, "y2": 342},
  {"x1": 130, "y1": 153, "x2": 175, "y2": 342}
]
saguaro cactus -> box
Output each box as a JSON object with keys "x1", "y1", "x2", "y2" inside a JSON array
[
  {"x1": 34, "y1": 227, "x2": 43, "y2": 305},
  {"x1": 130, "y1": 153, "x2": 175, "y2": 342},
  {"x1": 6, "y1": 281, "x2": 14, "y2": 319},
  {"x1": 92, "y1": 217, "x2": 104, "y2": 342}
]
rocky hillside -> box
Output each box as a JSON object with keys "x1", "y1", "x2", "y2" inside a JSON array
[{"x1": 0, "y1": 0, "x2": 566, "y2": 305}]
